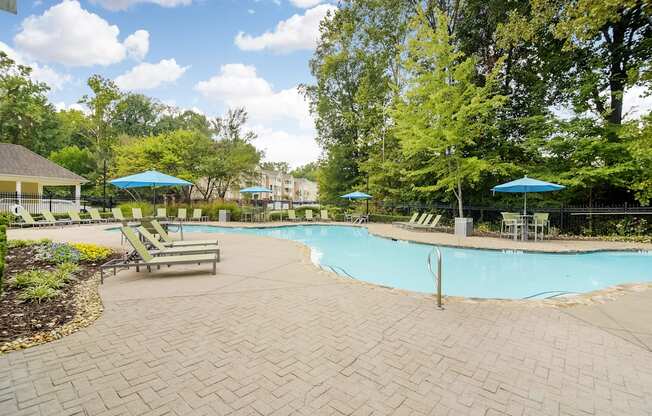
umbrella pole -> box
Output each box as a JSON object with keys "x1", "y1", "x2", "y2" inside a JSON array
[{"x1": 524, "y1": 192, "x2": 527, "y2": 215}]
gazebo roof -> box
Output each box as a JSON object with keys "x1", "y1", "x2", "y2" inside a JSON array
[{"x1": 0, "y1": 144, "x2": 87, "y2": 183}]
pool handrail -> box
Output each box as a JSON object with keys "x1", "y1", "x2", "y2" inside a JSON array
[{"x1": 427, "y1": 246, "x2": 443, "y2": 308}]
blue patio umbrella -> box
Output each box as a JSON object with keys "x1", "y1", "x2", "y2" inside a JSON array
[
  {"x1": 110, "y1": 170, "x2": 192, "y2": 206},
  {"x1": 341, "y1": 191, "x2": 372, "y2": 214},
  {"x1": 239, "y1": 186, "x2": 273, "y2": 194},
  {"x1": 340, "y1": 191, "x2": 372, "y2": 200},
  {"x1": 491, "y1": 176, "x2": 565, "y2": 214}
]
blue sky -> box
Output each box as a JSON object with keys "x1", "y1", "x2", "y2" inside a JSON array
[{"x1": 0, "y1": 0, "x2": 335, "y2": 167}]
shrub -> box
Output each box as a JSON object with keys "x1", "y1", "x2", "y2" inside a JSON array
[
  {"x1": 168, "y1": 201, "x2": 243, "y2": 221},
  {"x1": 71, "y1": 243, "x2": 112, "y2": 262},
  {"x1": 117, "y1": 201, "x2": 154, "y2": 218},
  {"x1": 369, "y1": 214, "x2": 410, "y2": 223},
  {"x1": 12, "y1": 267, "x2": 71, "y2": 290},
  {"x1": 8, "y1": 239, "x2": 52, "y2": 249},
  {"x1": 17, "y1": 286, "x2": 61, "y2": 303}
]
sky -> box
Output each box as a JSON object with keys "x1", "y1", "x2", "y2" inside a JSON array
[{"x1": 0, "y1": 0, "x2": 337, "y2": 168}]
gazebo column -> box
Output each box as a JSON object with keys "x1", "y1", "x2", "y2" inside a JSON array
[
  {"x1": 15, "y1": 180, "x2": 21, "y2": 206},
  {"x1": 75, "y1": 184, "x2": 81, "y2": 209}
]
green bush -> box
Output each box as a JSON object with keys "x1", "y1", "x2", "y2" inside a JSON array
[
  {"x1": 369, "y1": 214, "x2": 410, "y2": 223},
  {"x1": 7, "y1": 238, "x2": 52, "y2": 249},
  {"x1": 17, "y1": 286, "x2": 61, "y2": 303},
  {"x1": 117, "y1": 201, "x2": 155, "y2": 218}
]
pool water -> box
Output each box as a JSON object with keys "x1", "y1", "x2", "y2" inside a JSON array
[{"x1": 175, "y1": 224, "x2": 651, "y2": 299}]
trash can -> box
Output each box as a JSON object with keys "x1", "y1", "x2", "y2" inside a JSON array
[
  {"x1": 454, "y1": 217, "x2": 473, "y2": 237},
  {"x1": 218, "y1": 209, "x2": 231, "y2": 222}
]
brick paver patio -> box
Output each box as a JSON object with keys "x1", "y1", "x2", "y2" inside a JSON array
[{"x1": 1, "y1": 225, "x2": 651, "y2": 415}]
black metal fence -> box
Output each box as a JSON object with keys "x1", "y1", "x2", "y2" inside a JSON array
[{"x1": 321, "y1": 199, "x2": 652, "y2": 235}]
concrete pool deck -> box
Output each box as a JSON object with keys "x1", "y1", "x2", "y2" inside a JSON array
[{"x1": 1, "y1": 223, "x2": 651, "y2": 415}]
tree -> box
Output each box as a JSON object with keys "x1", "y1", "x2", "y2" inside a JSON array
[
  {"x1": 154, "y1": 108, "x2": 213, "y2": 136},
  {"x1": 290, "y1": 162, "x2": 319, "y2": 181},
  {"x1": 261, "y1": 162, "x2": 289, "y2": 173},
  {"x1": 0, "y1": 51, "x2": 62, "y2": 156},
  {"x1": 49, "y1": 145, "x2": 97, "y2": 188},
  {"x1": 111, "y1": 93, "x2": 161, "y2": 137},
  {"x1": 500, "y1": 0, "x2": 652, "y2": 126},
  {"x1": 393, "y1": 10, "x2": 510, "y2": 217},
  {"x1": 197, "y1": 108, "x2": 261, "y2": 200}
]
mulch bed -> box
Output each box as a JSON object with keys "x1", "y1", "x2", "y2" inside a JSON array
[{"x1": 0, "y1": 245, "x2": 119, "y2": 346}]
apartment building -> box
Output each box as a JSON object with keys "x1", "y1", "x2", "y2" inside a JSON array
[{"x1": 222, "y1": 168, "x2": 318, "y2": 202}]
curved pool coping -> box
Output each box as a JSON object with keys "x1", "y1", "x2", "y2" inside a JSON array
[{"x1": 169, "y1": 222, "x2": 652, "y2": 306}]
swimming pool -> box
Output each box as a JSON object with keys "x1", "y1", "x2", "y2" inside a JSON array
[{"x1": 174, "y1": 224, "x2": 651, "y2": 299}]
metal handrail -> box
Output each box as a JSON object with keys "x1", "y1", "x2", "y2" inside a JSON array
[{"x1": 427, "y1": 247, "x2": 443, "y2": 308}]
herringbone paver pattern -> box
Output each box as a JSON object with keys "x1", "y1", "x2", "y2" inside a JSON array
[{"x1": 1, "y1": 227, "x2": 652, "y2": 415}]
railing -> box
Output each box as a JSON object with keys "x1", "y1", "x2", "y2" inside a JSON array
[
  {"x1": 427, "y1": 246, "x2": 443, "y2": 308},
  {"x1": 0, "y1": 197, "x2": 79, "y2": 214}
]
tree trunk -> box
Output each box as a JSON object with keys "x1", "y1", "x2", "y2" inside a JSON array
[{"x1": 457, "y1": 178, "x2": 464, "y2": 218}]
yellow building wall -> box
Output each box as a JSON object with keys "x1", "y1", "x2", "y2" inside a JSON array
[
  {"x1": 0, "y1": 181, "x2": 40, "y2": 194},
  {"x1": 0, "y1": 181, "x2": 15, "y2": 192},
  {"x1": 22, "y1": 182, "x2": 39, "y2": 194}
]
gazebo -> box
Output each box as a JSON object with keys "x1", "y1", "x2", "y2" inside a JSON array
[{"x1": 0, "y1": 144, "x2": 87, "y2": 213}]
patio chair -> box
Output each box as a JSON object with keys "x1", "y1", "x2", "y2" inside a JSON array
[
  {"x1": 11, "y1": 207, "x2": 48, "y2": 227},
  {"x1": 136, "y1": 226, "x2": 220, "y2": 261},
  {"x1": 67, "y1": 209, "x2": 94, "y2": 225},
  {"x1": 42, "y1": 210, "x2": 72, "y2": 226},
  {"x1": 89, "y1": 208, "x2": 109, "y2": 223},
  {"x1": 305, "y1": 209, "x2": 314, "y2": 221},
  {"x1": 100, "y1": 227, "x2": 218, "y2": 283},
  {"x1": 393, "y1": 212, "x2": 419, "y2": 227},
  {"x1": 150, "y1": 220, "x2": 218, "y2": 247},
  {"x1": 111, "y1": 208, "x2": 126, "y2": 222},
  {"x1": 132, "y1": 207, "x2": 143, "y2": 220},
  {"x1": 192, "y1": 208, "x2": 208, "y2": 222},
  {"x1": 529, "y1": 212, "x2": 550, "y2": 241},
  {"x1": 353, "y1": 214, "x2": 369, "y2": 224},
  {"x1": 288, "y1": 210, "x2": 297, "y2": 221},
  {"x1": 156, "y1": 208, "x2": 168, "y2": 220},
  {"x1": 500, "y1": 212, "x2": 522, "y2": 240},
  {"x1": 177, "y1": 208, "x2": 187, "y2": 221},
  {"x1": 320, "y1": 210, "x2": 330, "y2": 221}
]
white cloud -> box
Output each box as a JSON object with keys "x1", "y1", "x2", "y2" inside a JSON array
[
  {"x1": 91, "y1": 0, "x2": 192, "y2": 11},
  {"x1": 124, "y1": 30, "x2": 149, "y2": 61},
  {"x1": 194, "y1": 63, "x2": 313, "y2": 129},
  {"x1": 54, "y1": 101, "x2": 89, "y2": 114},
  {"x1": 251, "y1": 125, "x2": 320, "y2": 168},
  {"x1": 115, "y1": 59, "x2": 188, "y2": 90},
  {"x1": 0, "y1": 41, "x2": 71, "y2": 91},
  {"x1": 624, "y1": 85, "x2": 652, "y2": 121},
  {"x1": 234, "y1": 4, "x2": 336, "y2": 53},
  {"x1": 14, "y1": 1, "x2": 148, "y2": 66},
  {"x1": 290, "y1": 0, "x2": 322, "y2": 8}
]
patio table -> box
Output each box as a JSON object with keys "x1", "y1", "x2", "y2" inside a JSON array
[{"x1": 519, "y1": 214, "x2": 532, "y2": 241}]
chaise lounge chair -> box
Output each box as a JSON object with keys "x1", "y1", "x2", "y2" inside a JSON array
[
  {"x1": 305, "y1": 209, "x2": 314, "y2": 221},
  {"x1": 132, "y1": 207, "x2": 144, "y2": 220},
  {"x1": 112, "y1": 208, "x2": 126, "y2": 222},
  {"x1": 68, "y1": 210, "x2": 94, "y2": 225},
  {"x1": 407, "y1": 214, "x2": 442, "y2": 231},
  {"x1": 393, "y1": 212, "x2": 420, "y2": 227},
  {"x1": 11, "y1": 207, "x2": 50, "y2": 228},
  {"x1": 176, "y1": 208, "x2": 187, "y2": 221},
  {"x1": 320, "y1": 210, "x2": 330, "y2": 221},
  {"x1": 88, "y1": 208, "x2": 109, "y2": 223},
  {"x1": 150, "y1": 220, "x2": 218, "y2": 247},
  {"x1": 287, "y1": 210, "x2": 297, "y2": 221},
  {"x1": 156, "y1": 208, "x2": 168, "y2": 220},
  {"x1": 192, "y1": 208, "x2": 208, "y2": 222},
  {"x1": 100, "y1": 227, "x2": 218, "y2": 283},
  {"x1": 136, "y1": 226, "x2": 219, "y2": 260},
  {"x1": 42, "y1": 210, "x2": 72, "y2": 226}
]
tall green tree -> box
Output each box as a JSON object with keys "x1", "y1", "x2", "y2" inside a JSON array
[
  {"x1": 0, "y1": 52, "x2": 62, "y2": 156},
  {"x1": 393, "y1": 10, "x2": 511, "y2": 217}
]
